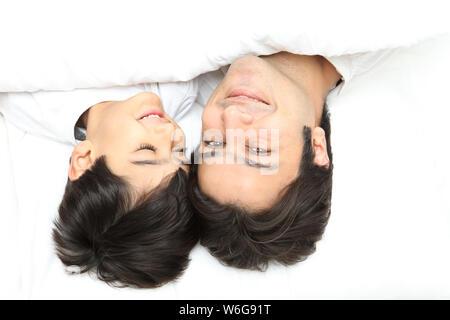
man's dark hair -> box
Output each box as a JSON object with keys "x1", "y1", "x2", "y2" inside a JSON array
[
  {"x1": 53, "y1": 156, "x2": 198, "y2": 288},
  {"x1": 187, "y1": 104, "x2": 333, "y2": 271}
]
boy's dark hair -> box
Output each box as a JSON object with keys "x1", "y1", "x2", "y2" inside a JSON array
[
  {"x1": 53, "y1": 156, "x2": 198, "y2": 288},
  {"x1": 187, "y1": 105, "x2": 333, "y2": 271}
]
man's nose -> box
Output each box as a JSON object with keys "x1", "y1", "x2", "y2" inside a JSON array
[{"x1": 222, "y1": 105, "x2": 254, "y2": 129}]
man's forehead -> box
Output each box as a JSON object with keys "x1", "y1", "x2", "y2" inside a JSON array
[
  {"x1": 198, "y1": 161, "x2": 299, "y2": 209},
  {"x1": 199, "y1": 167, "x2": 279, "y2": 210}
]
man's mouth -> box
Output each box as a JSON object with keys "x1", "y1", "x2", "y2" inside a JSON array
[{"x1": 227, "y1": 89, "x2": 269, "y2": 105}]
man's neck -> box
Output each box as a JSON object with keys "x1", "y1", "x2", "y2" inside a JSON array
[{"x1": 261, "y1": 52, "x2": 341, "y2": 124}]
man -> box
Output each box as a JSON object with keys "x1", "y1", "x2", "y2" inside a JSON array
[{"x1": 188, "y1": 51, "x2": 391, "y2": 270}]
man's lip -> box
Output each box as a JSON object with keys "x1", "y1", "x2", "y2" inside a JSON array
[{"x1": 227, "y1": 88, "x2": 269, "y2": 105}]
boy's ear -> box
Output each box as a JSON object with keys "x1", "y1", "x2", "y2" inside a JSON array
[
  {"x1": 68, "y1": 140, "x2": 95, "y2": 181},
  {"x1": 311, "y1": 127, "x2": 330, "y2": 169}
]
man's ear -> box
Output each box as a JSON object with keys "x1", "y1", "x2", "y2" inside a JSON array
[
  {"x1": 311, "y1": 127, "x2": 330, "y2": 169},
  {"x1": 68, "y1": 140, "x2": 95, "y2": 181}
]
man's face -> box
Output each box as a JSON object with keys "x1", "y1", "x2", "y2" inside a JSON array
[
  {"x1": 86, "y1": 92, "x2": 188, "y2": 194},
  {"x1": 198, "y1": 56, "x2": 317, "y2": 210}
]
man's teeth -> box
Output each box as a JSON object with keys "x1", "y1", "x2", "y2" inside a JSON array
[
  {"x1": 234, "y1": 95, "x2": 266, "y2": 104},
  {"x1": 236, "y1": 95, "x2": 258, "y2": 101},
  {"x1": 142, "y1": 114, "x2": 161, "y2": 119}
]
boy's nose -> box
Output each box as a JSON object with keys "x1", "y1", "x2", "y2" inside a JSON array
[
  {"x1": 136, "y1": 92, "x2": 163, "y2": 107},
  {"x1": 151, "y1": 121, "x2": 175, "y2": 136}
]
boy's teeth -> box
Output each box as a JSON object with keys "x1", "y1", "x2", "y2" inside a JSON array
[{"x1": 143, "y1": 114, "x2": 161, "y2": 119}]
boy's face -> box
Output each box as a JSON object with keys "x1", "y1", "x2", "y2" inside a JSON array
[{"x1": 79, "y1": 92, "x2": 188, "y2": 194}]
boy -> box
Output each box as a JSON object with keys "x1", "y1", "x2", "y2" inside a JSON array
[{"x1": 0, "y1": 81, "x2": 200, "y2": 288}]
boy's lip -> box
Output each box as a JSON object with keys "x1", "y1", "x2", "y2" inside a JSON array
[
  {"x1": 137, "y1": 110, "x2": 164, "y2": 120},
  {"x1": 137, "y1": 109, "x2": 171, "y2": 128}
]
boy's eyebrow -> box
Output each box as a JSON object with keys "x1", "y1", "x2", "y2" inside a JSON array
[{"x1": 131, "y1": 159, "x2": 169, "y2": 166}]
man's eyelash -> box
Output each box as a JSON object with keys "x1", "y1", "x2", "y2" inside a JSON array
[
  {"x1": 248, "y1": 146, "x2": 271, "y2": 155},
  {"x1": 203, "y1": 140, "x2": 224, "y2": 147},
  {"x1": 138, "y1": 143, "x2": 156, "y2": 151},
  {"x1": 204, "y1": 140, "x2": 270, "y2": 154}
]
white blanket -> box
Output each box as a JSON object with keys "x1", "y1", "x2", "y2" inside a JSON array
[
  {"x1": 1, "y1": 33, "x2": 449, "y2": 299},
  {"x1": 0, "y1": 1, "x2": 448, "y2": 92}
]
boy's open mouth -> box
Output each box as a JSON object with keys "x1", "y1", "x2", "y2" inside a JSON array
[{"x1": 138, "y1": 110, "x2": 164, "y2": 120}]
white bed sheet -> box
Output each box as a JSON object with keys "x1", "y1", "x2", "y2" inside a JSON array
[{"x1": 1, "y1": 34, "x2": 449, "y2": 299}]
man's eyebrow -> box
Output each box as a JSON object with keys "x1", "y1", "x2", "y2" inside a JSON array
[
  {"x1": 131, "y1": 159, "x2": 169, "y2": 165},
  {"x1": 200, "y1": 151, "x2": 277, "y2": 170}
]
